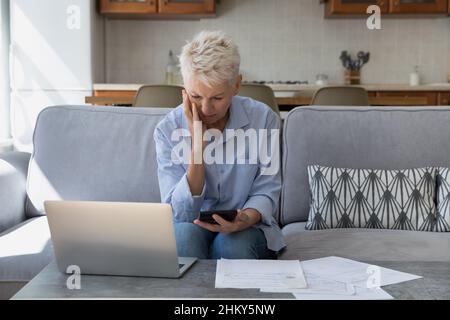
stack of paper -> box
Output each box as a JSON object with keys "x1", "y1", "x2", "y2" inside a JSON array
[
  {"x1": 215, "y1": 259, "x2": 307, "y2": 289},
  {"x1": 215, "y1": 256, "x2": 422, "y2": 300},
  {"x1": 261, "y1": 256, "x2": 422, "y2": 300}
]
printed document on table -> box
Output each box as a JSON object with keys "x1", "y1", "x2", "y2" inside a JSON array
[
  {"x1": 215, "y1": 259, "x2": 307, "y2": 289},
  {"x1": 260, "y1": 272, "x2": 356, "y2": 296},
  {"x1": 301, "y1": 256, "x2": 422, "y2": 288},
  {"x1": 293, "y1": 287, "x2": 394, "y2": 300},
  {"x1": 261, "y1": 271, "x2": 393, "y2": 300}
]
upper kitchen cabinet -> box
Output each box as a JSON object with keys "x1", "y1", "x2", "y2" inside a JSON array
[
  {"x1": 323, "y1": 0, "x2": 449, "y2": 16},
  {"x1": 158, "y1": 0, "x2": 215, "y2": 15},
  {"x1": 325, "y1": 0, "x2": 388, "y2": 16},
  {"x1": 389, "y1": 0, "x2": 448, "y2": 14},
  {"x1": 100, "y1": 0, "x2": 157, "y2": 16},
  {"x1": 99, "y1": 0, "x2": 216, "y2": 18}
]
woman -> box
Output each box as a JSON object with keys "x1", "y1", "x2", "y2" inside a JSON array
[{"x1": 154, "y1": 31, "x2": 285, "y2": 259}]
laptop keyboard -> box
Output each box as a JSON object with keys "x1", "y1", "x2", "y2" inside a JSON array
[{"x1": 179, "y1": 263, "x2": 185, "y2": 269}]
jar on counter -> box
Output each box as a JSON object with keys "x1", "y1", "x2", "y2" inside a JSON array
[
  {"x1": 315, "y1": 74, "x2": 329, "y2": 86},
  {"x1": 409, "y1": 66, "x2": 420, "y2": 87}
]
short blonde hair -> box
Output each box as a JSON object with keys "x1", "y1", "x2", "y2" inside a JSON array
[{"x1": 179, "y1": 30, "x2": 240, "y2": 87}]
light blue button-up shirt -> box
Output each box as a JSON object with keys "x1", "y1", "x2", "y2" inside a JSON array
[{"x1": 154, "y1": 96, "x2": 285, "y2": 252}]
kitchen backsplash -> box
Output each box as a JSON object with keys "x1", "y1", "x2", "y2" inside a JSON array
[{"x1": 104, "y1": 0, "x2": 450, "y2": 85}]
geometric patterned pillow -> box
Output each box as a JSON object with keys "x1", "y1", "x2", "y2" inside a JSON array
[
  {"x1": 306, "y1": 165, "x2": 437, "y2": 231},
  {"x1": 436, "y1": 168, "x2": 450, "y2": 232}
]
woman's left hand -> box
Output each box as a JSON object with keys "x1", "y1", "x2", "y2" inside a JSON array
[{"x1": 194, "y1": 208, "x2": 261, "y2": 234}]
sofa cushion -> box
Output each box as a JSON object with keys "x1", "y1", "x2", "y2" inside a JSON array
[
  {"x1": 0, "y1": 217, "x2": 53, "y2": 282},
  {"x1": 436, "y1": 168, "x2": 450, "y2": 232},
  {"x1": 26, "y1": 105, "x2": 171, "y2": 217},
  {"x1": 279, "y1": 222, "x2": 308, "y2": 238},
  {"x1": 280, "y1": 227, "x2": 450, "y2": 262},
  {"x1": 0, "y1": 152, "x2": 30, "y2": 233},
  {"x1": 306, "y1": 165, "x2": 437, "y2": 231},
  {"x1": 281, "y1": 107, "x2": 450, "y2": 226}
]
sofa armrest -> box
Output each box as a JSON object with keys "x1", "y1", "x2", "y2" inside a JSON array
[{"x1": 0, "y1": 151, "x2": 31, "y2": 233}]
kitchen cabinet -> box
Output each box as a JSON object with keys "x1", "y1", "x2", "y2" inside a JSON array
[
  {"x1": 389, "y1": 0, "x2": 448, "y2": 14},
  {"x1": 99, "y1": 0, "x2": 216, "y2": 18},
  {"x1": 438, "y1": 92, "x2": 450, "y2": 105},
  {"x1": 100, "y1": 0, "x2": 157, "y2": 15},
  {"x1": 158, "y1": 0, "x2": 215, "y2": 14},
  {"x1": 325, "y1": 0, "x2": 388, "y2": 16},
  {"x1": 323, "y1": 0, "x2": 448, "y2": 16},
  {"x1": 91, "y1": 90, "x2": 136, "y2": 105},
  {"x1": 375, "y1": 91, "x2": 438, "y2": 105}
]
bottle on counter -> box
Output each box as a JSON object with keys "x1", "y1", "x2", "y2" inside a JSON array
[
  {"x1": 165, "y1": 50, "x2": 181, "y2": 85},
  {"x1": 409, "y1": 65, "x2": 420, "y2": 87},
  {"x1": 315, "y1": 74, "x2": 329, "y2": 86}
]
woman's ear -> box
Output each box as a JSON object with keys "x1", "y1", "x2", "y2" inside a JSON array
[{"x1": 233, "y1": 74, "x2": 243, "y2": 95}]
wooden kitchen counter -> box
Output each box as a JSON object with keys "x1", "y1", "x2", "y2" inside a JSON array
[
  {"x1": 93, "y1": 83, "x2": 450, "y2": 92},
  {"x1": 87, "y1": 83, "x2": 450, "y2": 109}
]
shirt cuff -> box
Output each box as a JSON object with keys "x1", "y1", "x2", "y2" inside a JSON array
[
  {"x1": 242, "y1": 195, "x2": 274, "y2": 226},
  {"x1": 171, "y1": 173, "x2": 206, "y2": 221}
]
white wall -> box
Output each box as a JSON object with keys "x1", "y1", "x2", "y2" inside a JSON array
[
  {"x1": 0, "y1": 0, "x2": 11, "y2": 150},
  {"x1": 104, "y1": 0, "x2": 450, "y2": 85}
]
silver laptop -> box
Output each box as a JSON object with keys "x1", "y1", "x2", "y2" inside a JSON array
[{"x1": 44, "y1": 200, "x2": 197, "y2": 278}]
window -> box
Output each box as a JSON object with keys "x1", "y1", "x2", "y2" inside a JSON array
[{"x1": 0, "y1": 0, "x2": 12, "y2": 151}]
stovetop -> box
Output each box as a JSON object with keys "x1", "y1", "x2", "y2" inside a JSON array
[{"x1": 244, "y1": 80, "x2": 309, "y2": 85}]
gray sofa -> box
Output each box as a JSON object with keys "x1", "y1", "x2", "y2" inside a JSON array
[
  {"x1": 278, "y1": 106, "x2": 450, "y2": 261},
  {"x1": 1, "y1": 104, "x2": 449, "y2": 299}
]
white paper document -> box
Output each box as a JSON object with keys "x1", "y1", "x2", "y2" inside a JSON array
[
  {"x1": 215, "y1": 259, "x2": 307, "y2": 289},
  {"x1": 300, "y1": 256, "x2": 422, "y2": 288},
  {"x1": 261, "y1": 272, "x2": 356, "y2": 296},
  {"x1": 260, "y1": 256, "x2": 420, "y2": 300},
  {"x1": 293, "y1": 287, "x2": 394, "y2": 300}
]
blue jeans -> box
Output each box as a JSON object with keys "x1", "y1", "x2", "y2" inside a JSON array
[{"x1": 175, "y1": 222, "x2": 276, "y2": 259}]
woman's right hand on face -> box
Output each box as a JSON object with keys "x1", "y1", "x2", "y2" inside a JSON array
[
  {"x1": 182, "y1": 89, "x2": 196, "y2": 134},
  {"x1": 182, "y1": 89, "x2": 206, "y2": 152}
]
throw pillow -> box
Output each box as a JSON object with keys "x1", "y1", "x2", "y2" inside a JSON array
[
  {"x1": 436, "y1": 168, "x2": 450, "y2": 232},
  {"x1": 306, "y1": 165, "x2": 437, "y2": 231}
]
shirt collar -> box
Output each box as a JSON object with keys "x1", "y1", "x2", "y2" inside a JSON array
[
  {"x1": 221, "y1": 96, "x2": 250, "y2": 143},
  {"x1": 225, "y1": 96, "x2": 250, "y2": 130}
]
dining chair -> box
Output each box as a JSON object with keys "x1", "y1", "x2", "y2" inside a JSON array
[
  {"x1": 239, "y1": 84, "x2": 280, "y2": 115},
  {"x1": 310, "y1": 86, "x2": 370, "y2": 106},
  {"x1": 133, "y1": 85, "x2": 184, "y2": 108}
]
